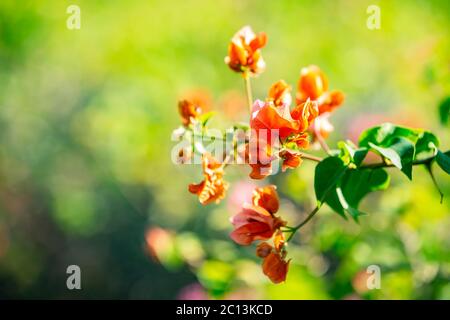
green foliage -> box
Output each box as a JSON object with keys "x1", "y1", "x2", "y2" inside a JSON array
[
  {"x1": 359, "y1": 123, "x2": 440, "y2": 179},
  {"x1": 315, "y1": 123, "x2": 447, "y2": 221},
  {"x1": 314, "y1": 157, "x2": 347, "y2": 209},
  {"x1": 438, "y1": 96, "x2": 450, "y2": 125},
  {"x1": 338, "y1": 141, "x2": 368, "y2": 166},
  {"x1": 315, "y1": 156, "x2": 390, "y2": 221},
  {"x1": 436, "y1": 150, "x2": 450, "y2": 174},
  {"x1": 369, "y1": 138, "x2": 414, "y2": 179}
]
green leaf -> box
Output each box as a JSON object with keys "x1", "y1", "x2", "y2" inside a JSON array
[
  {"x1": 336, "y1": 187, "x2": 366, "y2": 221},
  {"x1": 416, "y1": 131, "x2": 439, "y2": 157},
  {"x1": 343, "y1": 169, "x2": 391, "y2": 205},
  {"x1": 233, "y1": 122, "x2": 250, "y2": 131},
  {"x1": 314, "y1": 157, "x2": 390, "y2": 220},
  {"x1": 199, "y1": 111, "x2": 215, "y2": 126},
  {"x1": 359, "y1": 123, "x2": 422, "y2": 147},
  {"x1": 314, "y1": 157, "x2": 347, "y2": 207},
  {"x1": 436, "y1": 150, "x2": 450, "y2": 174},
  {"x1": 369, "y1": 137, "x2": 415, "y2": 179},
  {"x1": 438, "y1": 96, "x2": 450, "y2": 125},
  {"x1": 338, "y1": 140, "x2": 368, "y2": 166},
  {"x1": 329, "y1": 168, "x2": 390, "y2": 221}
]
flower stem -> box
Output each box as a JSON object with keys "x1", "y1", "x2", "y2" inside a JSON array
[
  {"x1": 243, "y1": 72, "x2": 253, "y2": 113},
  {"x1": 286, "y1": 205, "x2": 320, "y2": 242},
  {"x1": 314, "y1": 126, "x2": 332, "y2": 155},
  {"x1": 300, "y1": 152, "x2": 323, "y2": 163}
]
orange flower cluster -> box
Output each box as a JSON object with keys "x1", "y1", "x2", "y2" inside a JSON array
[
  {"x1": 296, "y1": 65, "x2": 345, "y2": 139},
  {"x1": 230, "y1": 185, "x2": 289, "y2": 283},
  {"x1": 188, "y1": 153, "x2": 229, "y2": 205},
  {"x1": 174, "y1": 26, "x2": 348, "y2": 284},
  {"x1": 178, "y1": 99, "x2": 203, "y2": 127},
  {"x1": 247, "y1": 80, "x2": 319, "y2": 179},
  {"x1": 225, "y1": 26, "x2": 267, "y2": 76}
]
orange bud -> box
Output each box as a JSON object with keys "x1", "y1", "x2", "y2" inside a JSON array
[
  {"x1": 297, "y1": 65, "x2": 328, "y2": 101},
  {"x1": 262, "y1": 252, "x2": 290, "y2": 284},
  {"x1": 178, "y1": 99, "x2": 201, "y2": 126},
  {"x1": 256, "y1": 242, "x2": 273, "y2": 258},
  {"x1": 225, "y1": 26, "x2": 267, "y2": 76},
  {"x1": 267, "y1": 80, "x2": 292, "y2": 108},
  {"x1": 279, "y1": 149, "x2": 302, "y2": 172},
  {"x1": 252, "y1": 185, "x2": 279, "y2": 214}
]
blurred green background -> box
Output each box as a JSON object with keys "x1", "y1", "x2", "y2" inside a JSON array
[{"x1": 0, "y1": 0, "x2": 449, "y2": 299}]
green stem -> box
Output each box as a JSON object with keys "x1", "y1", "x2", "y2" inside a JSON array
[
  {"x1": 360, "y1": 156, "x2": 435, "y2": 169},
  {"x1": 286, "y1": 206, "x2": 320, "y2": 242},
  {"x1": 313, "y1": 126, "x2": 332, "y2": 156},
  {"x1": 243, "y1": 73, "x2": 253, "y2": 113}
]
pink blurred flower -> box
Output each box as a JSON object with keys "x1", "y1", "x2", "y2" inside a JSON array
[
  {"x1": 227, "y1": 180, "x2": 257, "y2": 213},
  {"x1": 177, "y1": 283, "x2": 208, "y2": 300}
]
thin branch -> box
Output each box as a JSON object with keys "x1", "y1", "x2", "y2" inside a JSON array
[
  {"x1": 300, "y1": 152, "x2": 323, "y2": 163},
  {"x1": 360, "y1": 156, "x2": 435, "y2": 169},
  {"x1": 243, "y1": 73, "x2": 253, "y2": 113},
  {"x1": 314, "y1": 126, "x2": 332, "y2": 155}
]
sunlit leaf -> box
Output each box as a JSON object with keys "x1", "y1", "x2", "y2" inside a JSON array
[
  {"x1": 314, "y1": 157, "x2": 347, "y2": 207},
  {"x1": 199, "y1": 111, "x2": 216, "y2": 126},
  {"x1": 359, "y1": 123, "x2": 422, "y2": 147},
  {"x1": 338, "y1": 140, "x2": 368, "y2": 166},
  {"x1": 415, "y1": 131, "x2": 439, "y2": 157},
  {"x1": 368, "y1": 137, "x2": 415, "y2": 179}
]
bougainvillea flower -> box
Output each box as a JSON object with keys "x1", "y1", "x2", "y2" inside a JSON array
[
  {"x1": 311, "y1": 112, "x2": 334, "y2": 139},
  {"x1": 178, "y1": 99, "x2": 202, "y2": 126},
  {"x1": 252, "y1": 185, "x2": 279, "y2": 214},
  {"x1": 279, "y1": 149, "x2": 302, "y2": 172},
  {"x1": 262, "y1": 252, "x2": 290, "y2": 284},
  {"x1": 267, "y1": 80, "x2": 292, "y2": 109},
  {"x1": 248, "y1": 99, "x2": 316, "y2": 179},
  {"x1": 188, "y1": 153, "x2": 228, "y2": 205},
  {"x1": 291, "y1": 99, "x2": 319, "y2": 125},
  {"x1": 250, "y1": 100, "x2": 302, "y2": 141},
  {"x1": 225, "y1": 26, "x2": 267, "y2": 76},
  {"x1": 249, "y1": 161, "x2": 273, "y2": 180},
  {"x1": 297, "y1": 65, "x2": 328, "y2": 101},
  {"x1": 230, "y1": 204, "x2": 285, "y2": 245},
  {"x1": 296, "y1": 65, "x2": 344, "y2": 115},
  {"x1": 245, "y1": 140, "x2": 276, "y2": 180},
  {"x1": 273, "y1": 230, "x2": 286, "y2": 252},
  {"x1": 317, "y1": 90, "x2": 345, "y2": 114},
  {"x1": 256, "y1": 242, "x2": 273, "y2": 258},
  {"x1": 181, "y1": 88, "x2": 212, "y2": 113}
]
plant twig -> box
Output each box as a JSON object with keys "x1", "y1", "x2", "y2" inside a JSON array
[
  {"x1": 313, "y1": 126, "x2": 332, "y2": 156},
  {"x1": 286, "y1": 205, "x2": 320, "y2": 242},
  {"x1": 243, "y1": 72, "x2": 253, "y2": 113},
  {"x1": 300, "y1": 152, "x2": 323, "y2": 163},
  {"x1": 360, "y1": 156, "x2": 435, "y2": 169}
]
